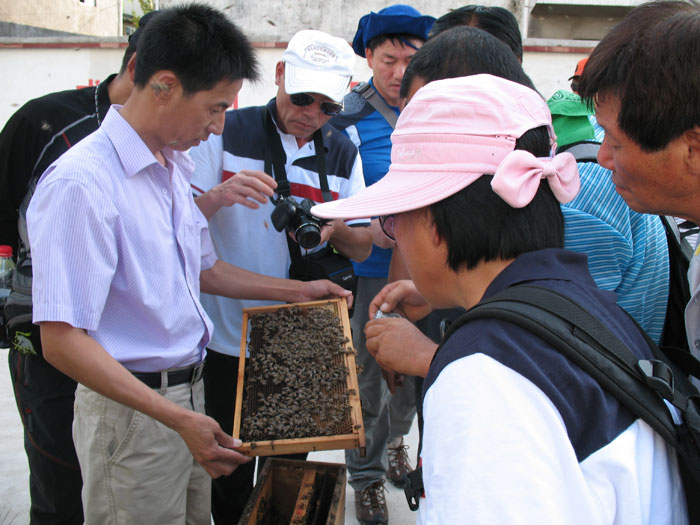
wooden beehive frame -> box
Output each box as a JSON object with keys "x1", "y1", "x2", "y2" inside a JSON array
[{"x1": 233, "y1": 298, "x2": 365, "y2": 456}]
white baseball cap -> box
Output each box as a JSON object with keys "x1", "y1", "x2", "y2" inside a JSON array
[{"x1": 282, "y1": 30, "x2": 355, "y2": 103}]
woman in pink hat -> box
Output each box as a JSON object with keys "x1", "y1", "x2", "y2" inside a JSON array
[{"x1": 312, "y1": 73, "x2": 686, "y2": 523}]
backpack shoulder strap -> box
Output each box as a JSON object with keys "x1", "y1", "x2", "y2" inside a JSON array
[
  {"x1": 352, "y1": 82, "x2": 398, "y2": 129},
  {"x1": 448, "y1": 285, "x2": 700, "y2": 514},
  {"x1": 661, "y1": 215, "x2": 695, "y2": 263},
  {"x1": 659, "y1": 215, "x2": 694, "y2": 352},
  {"x1": 442, "y1": 285, "x2": 685, "y2": 445}
]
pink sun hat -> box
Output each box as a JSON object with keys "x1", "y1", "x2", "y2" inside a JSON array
[{"x1": 311, "y1": 74, "x2": 579, "y2": 220}]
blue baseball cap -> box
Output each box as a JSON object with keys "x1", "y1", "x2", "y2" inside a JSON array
[{"x1": 352, "y1": 4, "x2": 436, "y2": 58}]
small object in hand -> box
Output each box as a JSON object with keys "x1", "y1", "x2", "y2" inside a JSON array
[{"x1": 374, "y1": 310, "x2": 402, "y2": 320}]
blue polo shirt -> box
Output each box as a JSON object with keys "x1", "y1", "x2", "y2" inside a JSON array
[{"x1": 331, "y1": 78, "x2": 399, "y2": 278}]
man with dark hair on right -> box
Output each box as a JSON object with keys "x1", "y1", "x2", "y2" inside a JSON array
[
  {"x1": 578, "y1": 0, "x2": 700, "y2": 360},
  {"x1": 0, "y1": 12, "x2": 155, "y2": 524}
]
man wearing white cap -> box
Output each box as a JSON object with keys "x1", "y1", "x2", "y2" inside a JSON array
[
  {"x1": 189, "y1": 29, "x2": 372, "y2": 523},
  {"x1": 313, "y1": 74, "x2": 686, "y2": 524}
]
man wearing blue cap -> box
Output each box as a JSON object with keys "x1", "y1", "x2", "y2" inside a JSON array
[{"x1": 330, "y1": 5, "x2": 434, "y2": 524}]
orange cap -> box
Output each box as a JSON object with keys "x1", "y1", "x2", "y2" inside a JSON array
[{"x1": 568, "y1": 57, "x2": 589, "y2": 80}]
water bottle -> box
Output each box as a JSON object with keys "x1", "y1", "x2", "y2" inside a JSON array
[{"x1": 0, "y1": 245, "x2": 15, "y2": 348}]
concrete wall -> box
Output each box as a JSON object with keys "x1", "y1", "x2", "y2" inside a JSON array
[
  {"x1": 0, "y1": 43, "x2": 124, "y2": 128},
  {"x1": 155, "y1": 0, "x2": 646, "y2": 42},
  {"x1": 0, "y1": 0, "x2": 121, "y2": 37},
  {"x1": 0, "y1": 0, "x2": 648, "y2": 40},
  {"x1": 158, "y1": 0, "x2": 511, "y2": 42},
  {"x1": 0, "y1": 41, "x2": 591, "y2": 130}
]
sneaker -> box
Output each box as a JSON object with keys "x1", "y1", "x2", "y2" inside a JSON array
[
  {"x1": 386, "y1": 437, "x2": 413, "y2": 488},
  {"x1": 354, "y1": 480, "x2": 388, "y2": 525}
]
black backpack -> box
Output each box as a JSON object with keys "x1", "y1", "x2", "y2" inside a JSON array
[
  {"x1": 405, "y1": 284, "x2": 700, "y2": 521},
  {"x1": 659, "y1": 214, "x2": 697, "y2": 352}
]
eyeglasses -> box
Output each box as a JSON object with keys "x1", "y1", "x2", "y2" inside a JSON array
[
  {"x1": 379, "y1": 214, "x2": 395, "y2": 241},
  {"x1": 289, "y1": 93, "x2": 344, "y2": 116}
]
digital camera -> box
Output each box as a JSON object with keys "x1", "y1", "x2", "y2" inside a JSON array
[{"x1": 271, "y1": 196, "x2": 327, "y2": 250}]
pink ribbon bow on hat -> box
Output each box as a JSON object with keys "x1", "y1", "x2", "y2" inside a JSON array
[{"x1": 491, "y1": 150, "x2": 580, "y2": 208}]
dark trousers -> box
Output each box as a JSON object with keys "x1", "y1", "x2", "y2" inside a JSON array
[
  {"x1": 8, "y1": 332, "x2": 83, "y2": 525},
  {"x1": 204, "y1": 349, "x2": 305, "y2": 524}
]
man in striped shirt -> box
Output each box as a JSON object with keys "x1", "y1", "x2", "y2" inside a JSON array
[
  {"x1": 0, "y1": 13, "x2": 155, "y2": 524},
  {"x1": 26, "y1": 7, "x2": 351, "y2": 524}
]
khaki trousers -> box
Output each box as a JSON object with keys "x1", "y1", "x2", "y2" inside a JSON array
[{"x1": 73, "y1": 377, "x2": 210, "y2": 524}]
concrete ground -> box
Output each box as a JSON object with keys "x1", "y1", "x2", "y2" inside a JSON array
[
  {"x1": 0, "y1": 347, "x2": 418, "y2": 524},
  {"x1": 310, "y1": 421, "x2": 419, "y2": 524},
  {"x1": 0, "y1": 348, "x2": 29, "y2": 524}
]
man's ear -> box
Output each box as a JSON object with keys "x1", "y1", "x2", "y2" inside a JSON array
[
  {"x1": 423, "y1": 209, "x2": 442, "y2": 248},
  {"x1": 274, "y1": 62, "x2": 284, "y2": 88},
  {"x1": 365, "y1": 48, "x2": 374, "y2": 69},
  {"x1": 684, "y1": 127, "x2": 700, "y2": 177},
  {"x1": 149, "y1": 71, "x2": 177, "y2": 102},
  {"x1": 127, "y1": 54, "x2": 137, "y2": 82}
]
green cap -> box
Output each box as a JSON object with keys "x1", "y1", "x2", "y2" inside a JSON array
[{"x1": 547, "y1": 90, "x2": 596, "y2": 148}]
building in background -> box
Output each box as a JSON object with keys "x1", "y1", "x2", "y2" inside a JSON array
[
  {"x1": 525, "y1": 0, "x2": 643, "y2": 40},
  {"x1": 0, "y1": 0, "x2": 645, "y2": 128},
  {"x1": 150, "y1": 0, "x2": 645, "y2": 43},
  {"x1": 0, "y1": 0, "x2": 647, "y2": 40},
  {"x1": 0, "y1": 0, "x2": 121, "y2": 37}
]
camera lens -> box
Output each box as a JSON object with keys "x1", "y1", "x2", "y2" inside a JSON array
[{"x1": 295, "y1": 222, "x2": 322, "y2": 249}]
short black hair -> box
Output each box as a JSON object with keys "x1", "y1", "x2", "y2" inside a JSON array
[
  {"x1": 428, "y1": 5, "x2": 523, "y2": 62},
  {"x1": 366, "y1": 33, "x2": 425, "y2": 53},
  {"x1": 119, "y1": 10, "x2": 158, "y2": 74},
  {"x1": 578, "y1": 0, "x2": 700, "y2": 152},
  {"x1": 430, "y1": 126, "x2": 564, "y2": 272},
  {"x1": 399, "y1": 26, "x2": 535, "y2": 99},
  {"x1": 133, "y1": 3, "x2": 259, "y2": 95}
]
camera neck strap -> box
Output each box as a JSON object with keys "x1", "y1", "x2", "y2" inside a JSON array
[
  {"x1": 262, "y1": 104, "x2": 332, "y2": 265},
  {"x1": 262, "y1": 105, "x2": 331, "y2": 203}
]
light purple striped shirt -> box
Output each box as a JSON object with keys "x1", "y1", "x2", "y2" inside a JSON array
[{"x1": 28, "y1": 106, "x2": 216, "y2": 372}]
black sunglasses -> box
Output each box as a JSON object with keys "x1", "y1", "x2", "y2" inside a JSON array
[
  {"x1": 289, "y1": 93, "x2": 344, "y2": 116},
  {"x1": 379, "y1": 214, "x2": 395, "y2": 241}
]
